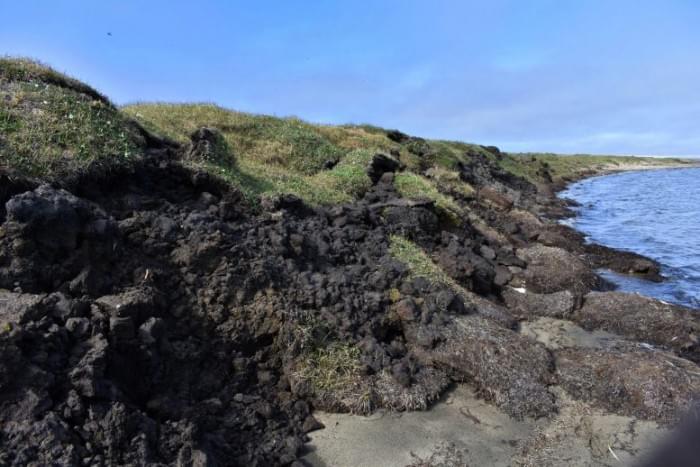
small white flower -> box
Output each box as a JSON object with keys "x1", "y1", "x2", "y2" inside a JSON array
[
  {"x1": 42, "y1": 100, "x2": 48, "y2": 105},
  {"x1": 68, "y1": 113, "x2": 74, "y2": 119}
]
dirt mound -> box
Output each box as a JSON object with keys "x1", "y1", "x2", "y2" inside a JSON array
[{"x1": 0, "y1": 157, "x2": 558, "y2": 465}]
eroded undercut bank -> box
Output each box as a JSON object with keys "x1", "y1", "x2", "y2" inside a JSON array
[
  {"x1": 1, "y1": 59, "x2": 699, "y2": 467},
  {"x1": 1, "y1": 147, "x2": 698, "y2": 466}
]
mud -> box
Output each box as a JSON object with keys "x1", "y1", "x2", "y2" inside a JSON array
[{"x1": 1, "y1": 142, "x2": 698, "y2": 466}]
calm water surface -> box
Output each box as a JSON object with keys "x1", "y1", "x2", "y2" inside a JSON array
[{"x1": 560, "y1": 167, "x2": 700, "y2": 309}]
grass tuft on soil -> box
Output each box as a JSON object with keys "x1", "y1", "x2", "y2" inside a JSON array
[
  {"x1": 0, "y1": 57, "x2": 145, "y2": 179},
  {"x1": 394, "y1": 172, "x2": 462, "y2": 220},
  {"x1": 294, "y1": 342, "x2": 362, "y2": 393},
  {"x1": 0, "y1": 57, "x2": 109, "y2": 103},
  {"x1": 389, "y1": 235, "x2": 460, "y2": 290},
  {"x1": 426, "y1": 166, "x2": 475, "y2": 198}
]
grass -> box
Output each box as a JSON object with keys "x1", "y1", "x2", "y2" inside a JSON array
[
  {"x1": 203, "y1": 147, "x2": 374, "y2": 205},
  {"x1": 124, "y1": 103, "x2": 355, "y2": 174},
  {"x1": 121, "y1": 103, "x2": 491, "y2": 206},
  {"x1": 294, "y1": 342, "x2": 362, "y2": 393},
  {"x1": 499, "y1": 152, "x2": 692, "y2": 184},
  {"x1": 0, "y1": 57, "x2": 109, "y2": 103},
  {"x1": 389, "y1": 234, "x2": 489, "y2": 311},
  {"x1": 425, "y1": 166, "x2": 475, "y2": 197},
  {"x1": 0, "y1": 58, "x2": 144, "y2": 178},
  {"x1": 389, "y1": 235, "x2": 457, "y2": 287},
  {"x1": 394, "y1": 172, "x2": 463, "y2": 221},
  {"x1": 3, "y1": 57, "x2": 693, "y2": 198}
]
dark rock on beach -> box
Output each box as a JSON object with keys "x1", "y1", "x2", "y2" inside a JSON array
[{"x1": 575, "y1": 291, "x2": 700, "y2": 361}]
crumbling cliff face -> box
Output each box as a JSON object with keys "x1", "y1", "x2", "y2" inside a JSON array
[{"x1": 1, "y1": 141, "x2": 697, "y2": 467}]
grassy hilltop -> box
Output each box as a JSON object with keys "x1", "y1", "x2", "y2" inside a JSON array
[
  {"x1": 0, "y1": 58, "x2": 146, "y2": 178},
  {"x1": 1, "y1": 57, "x2": 691, "y2": 206}
]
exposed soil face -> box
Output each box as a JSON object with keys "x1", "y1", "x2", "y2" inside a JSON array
[{"x1": 0, "y1": 147, "x2": 698, "y2": 466}]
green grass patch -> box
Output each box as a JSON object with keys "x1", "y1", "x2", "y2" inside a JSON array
[
  {"x1": 294, "y1": 342, "x2": 362, "y2": 393},
  {"x1": 389, "y1": 235, "x2": 455, "y2": 286},
  {"x1": 123, "y1": 103, "x2": 349, "y2": 175},
  {"x1": 124, "y1": 103, "x2": 382, "y2": 205},
  {"x1": 1, "y1": 57, "x2": 108, "y2": 103},
  {"x1": 201, "y1": 148, "x2": 373, "y2": 206},
  {"x1": 0, "y1": 75, "x2": 144, "y2": 178},
  {"x1": 394, "y1": 172, "x2": 462, "y2": 220},
  {"x1": 123, "y1": 103, "x2": 494, "y2": 206},
  {"x1": 426, "y1": 166, "x2": 475, "y2": 198}
]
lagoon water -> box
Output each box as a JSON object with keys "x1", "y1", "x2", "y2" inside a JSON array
[{"x1": 560, "y1": 167, "x2": 700, "y2": 309}]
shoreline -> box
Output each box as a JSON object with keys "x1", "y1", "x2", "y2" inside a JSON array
[
  {"x1": 303, "y1": 160, "x2": 700, "y2": 466},
  {"x1": 555, "y1": 165, "x2": 699, "y2": 311},
  {"x1": 550, "y1": 160, "x2": 700, "y2": 194}
]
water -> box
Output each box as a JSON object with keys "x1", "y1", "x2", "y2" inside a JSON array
[{"x1": 560, "y1": 167, "x2": 700, "y2": 309}]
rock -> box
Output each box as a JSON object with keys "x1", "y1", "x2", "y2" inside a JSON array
[
  {"x1": 138, "y1": 317, "x2": 165, "y2": 345},
  {"x1": 436, "y1": 249, "x2": 475, "y2": 284},
  {"x1": 502, "y1": 288, "x2": 576, "y2": 319},
  {"x1": 199, "y1": 192, "x2": 218, "y2": 207},
  {"x1": 95, "y1": 288, "x2": 157, "y2": 320},
  {"x1": 367, "y1": 152, "x2": 402, "y2": 183},
  {"x1": 477, "y1": 187, "x2": 514, "y2": 210},
  {"x1": 154, "y1": 215, "x2": 178, "y2": 241},
  {"x1": 379, "y1": 172, "x2": 395, "y2": 184},
  {"x1": 480, "y1": 245, "x2": 496, "y2": 261},
  {"x1": 69, "y1": 335, "x2": 108, "y2": 398},
  {"x1": 0, "y1": 291, "x2": 45, "y2": 326},
  {"x1": 109, "y1": 317, "x2": 135, "y2": 340},
  {"x1": 555, "y1": 346, "x2": 700, "y2": 424},
  {"x1": 535, "y1": 230, "x2": 568, "y2": 247},
  {"x1": 5, "y1": 185, "x2": 115, "y2": 254},
  {"x1": 575, "y1": 292, "x2": 700, "y2": 361},
  {"x1": 425, "y1": 290, "x2": 469, "y2": 315},
  {"x1": 516, "y1": 245, "x2": 600, "y2": 294},
  {"x1": 407, "y1": 315, "x2": 555, "y2": 419},
  {"x1": 260, "y1": 193, "x2": 312, "y2": 216},
  {"x1": 302, "y1": 415, "x2": 324, "y2": 433},
  {"x1": 382, "y1": 205, "x2": 439, "y2": 236},
  {"x1": 65, "y1": 317, "x2": 91, "y2": 337},
  {"x1": 395, "y1": 298, "x2": 419, "y2": 321},
  {"x1": 584, "y1": 244, "x2": 663, "y2": 281},
  {"x1": 69, "y1": 266, "x2": 110, "y2": 296},
  {"x1": 185, "y1": 127, "x2": 232, "y2": 166},
  {"x1": 386, "y1": 129, "x2": 410, "y2": 143},
  {"x1": 493, "y1": 266, "x2": 512, "y2": 287}
]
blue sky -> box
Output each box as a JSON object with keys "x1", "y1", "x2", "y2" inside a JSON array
[{"x1": 2, "y1": 0, "x2": 699, "y2": 156}]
